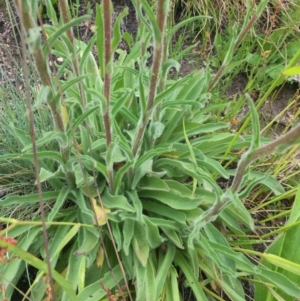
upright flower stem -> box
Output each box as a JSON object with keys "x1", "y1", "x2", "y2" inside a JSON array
[
  {"x1": 102, "y1": 0, "x2": 114, "y2": 191},
  {"x1": 103, "y1": 0, "x2": 112, "y2": 148},
  {"x1": 59, "y1": 0, "x2": 87, "y2": 108},
  {"x1": 15, "y1": 0, "x2": 69, "y2": 164},
  {"x1": 132, "y1": 0, "x2": 170, "y2": 157}
]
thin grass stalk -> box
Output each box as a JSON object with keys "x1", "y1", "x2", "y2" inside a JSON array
[
  {"x1": 132, "y1": 0, "x2": 170, "y2": 156},
  {"x1": 15, "y1": 1, "x2": 56, "y2": 299}
]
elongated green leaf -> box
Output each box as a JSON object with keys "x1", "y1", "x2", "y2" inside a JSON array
[
  {"x1": 175, "y1": 72, "x2": 204, "y2": 100},
  {"x1": 135, "y1": 145, "x2": 172, "y2": 170},
  {"x1": 207, "y1": 242, "x2": 256, "y2": 273},
  {"x1": 38, "y1": 165, "x2": 65, "y2": 184},
  {"x1": 9, "y1": 122, "x2": 31, "y2": 147},
  {"x1": 172, "y1": 122, "x2": 229, "y2": 141},
  {"x1": 74, "y1": 228, "x2": 99, "y2": 256},
  {"x1": 155, "y1": 76, "x2": 189, "y2": 104},
  {"x1": 223, "y1": 189, "x2": 254, "y2": 230},
  {"x1": 246, "y1": 93, "x2": 260, "y2": 150},
  {"x1": 122, "y1": 219, "x2": 135, "y2": 255},
  {"x1": 133, "y1": 221, "x2": 150, "y2": 267},
  {"x1": 111, "y1": 222, "x2": 122, "y2": 251},
  {"x1": 175, "y1": 252, "x2": 209, "y2": 301},
  {"x1": 148, "y1": 217, "x2": 180, "y2": 230},
  {"x1": 61, "y1": 241, "x2": 84, "y2": 301},
  {"x1": 155, "y1": 244, "x2": 176, "y2": 299},
  {"x1": 0, "y1": 151, "x2": 64, "y2": 164},
  {"x1": 198, "y1": 235, "x2": 222, "y2": 269},
  {"x1": 53, "y1": 75, "x2": 88, "y2": 104},
  {"x1": 227, "y1": 170, "x2": 285, "y2": 196},
  {"x1": 255, "y1": 187, "x2": 300, "y2": 300},
  {"x1": 106, "y1": 140, "x2": 121, "y2": 169},
  {"x1": 210, "y1": 242, "x2": 300, "y2": 299},
  {"x1": 139, "y1": 189, "x2": 201, "y2": 210},
  {"x1": 132, "y1": 159, "x2": 153, "y2": 189},
  {"x1": 167, "y1": 16, "x2": 210, "y2": 42},
  {"x1": 111, "y1": 7, "x2": 129, "y2": 54},
  {"x1": 203, "y1": 224, "x2": 236, "y2": 274},
  {"x1": 111, "y1": 89, "x2": 133, "y2": 116},
  {"x1": 183, "y1": 117, "x2": 198, "y2": 194},
  {"x1": 136, "y1": 0, "x2": 160, "y2": 43},
  {"x1": 39, "y1": 167, "x2": 55, "y2": 182},
  {"x1": 156, "y1": 158, "x2": 222, "y2": 195},
  {"x1": 133, "y1": 252, "x2": 147, "y2": 301},
  {"x1": 102, "y1": 189, "x2": 135, "y2": 212},
  {"x1": 114, "y1": 160, "x2": 134, "y2": 193},
  {"x1": 138, "y1": 71, "x2": 147, "y2": 114},
  {"x1": 46, "y1": 15, "x2": 91, "y2": 50},
  {"x1": 262, "y1": 253, "x2": 300, "y2": 275},
  {"x1": 257, "y1": 268, "x2": 300, "y2": 300},
  {"x1": 77, "y1": 266, "x2": 123, "y2": 301},
  {"x1": 143, "y1": 216, "x2": 163, "y2": 248},
  {"x1": 160, "y1": 227, "x2": 183, "y2": 249},
  {"x1": 287, "y1": 185, "x2": 300, "y2": 224},
  {"x1": 197, "y1": 157, "x2": 229, "y2": 178},
  {"x1": 146, "y1": 260, "x2": 156, "y2": 301},
  {"x1": 127, "y1": 191, "x2": 143, "y2": 221},
  {"x1": 22, "y1": 131, "x2": 68, "y2": 152},
  {"x1": 67, "y1": 105, "x2": 101, "y2": 137},
  {"x1": 51, "y1": 225, "x2": 80, "y2": 261},
  {"x1": 79, "y1": 155, "x2": 108, "y2": 178},
  {"x1": 282, "y1": 65, "x2": 300, "y2": 76},
  {"x1": 138, "y1": 176, "x2": 170, "y2": 191},
  {"x1": 168, "y1": 266, "x2": 181, "y2": 301},
  {"x1": 162, "y1": 59, "x2": 181, "y2": 78},
  {"x1": 79, "y1": 125, "x2": 89, "y2": 154},
  {"x1": 142, "y1": 201, "x2": 186, "y2": 225},
  {"x1": 90, "y1": 138, "x2": 106, "y2": 151},
  {"x1": 34, "y1": 85, "x2": 53, "y2": 109},
  {"x1": 0, "y1": 239, "x2": 79, "y2": 301},
  {"x1": 1, "y1": 191, "x2": 59, "y2": 206},
  {"x1": 41, "y1": 0, "x2": 58, "y2": 25}
]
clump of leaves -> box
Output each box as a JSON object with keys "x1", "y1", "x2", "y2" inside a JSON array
[{"x1": 1, "y1": 0, "x2": 300, "y2": 301}]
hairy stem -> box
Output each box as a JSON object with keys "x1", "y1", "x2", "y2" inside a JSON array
[
  {"x1": 59, "y1": 0, "x2": 88, "y2": 108},
  {"x1": 103, "y1": 0, "x2": 112, "y2": 147},
  {"x1": 231, "y1": 122, "x2": 300, "y2": 193},
  {"x1": 15, "y1": 0, "x2": 69, "y2": 164},
  {"x1": 102, "y1": 0, "x2": 114, "y2": 191},
  {"x1": 132, "y1": 0, "x2": 169, "y2": 156}
]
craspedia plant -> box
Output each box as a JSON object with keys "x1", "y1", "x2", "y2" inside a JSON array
[{"x1": 1, "y1": 0, "x2": 300, "y2": 300}]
